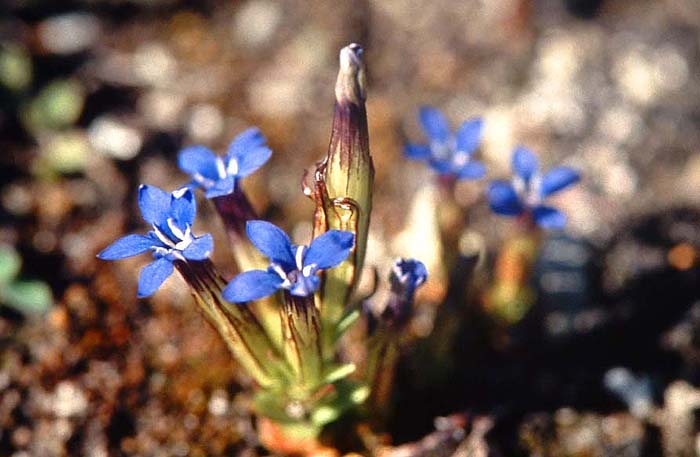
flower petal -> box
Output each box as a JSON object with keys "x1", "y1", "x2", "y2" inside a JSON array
[
  {"x1": 404, "y1": 143, "x2": 431, "y2": 160},
  {"x1": 533, "y1": 205, "x2": 567, "y2": 229},
  {"x1": 246, "y1": 220, "x2": 295, "y2": 266},
  {"x1": 98, "y1": 234, "x2": 154, "y2": 260},
  {"x1": 170, "y1": 187, "x2": 196, "y2": 227},
  {"x1": 512, "y1": 146, "x2": 539, "y2": 181},
  {"x1": 488, "y1": 180, "x2": 524, "y2": 216},
  {"x1": 138, "y1": 185, "x2": 171, "y2": 226},
  {"x1": 540, "y1": 166, "x2": 580, "y2": 198},
  {"x1": 137, "y1": 257, "x2": 174, "y2": 298},
  {"x1": 305, "y1": 230, "x2": 355, "y2": 270},
  {"x1": 204, "y1": 176, "x2": 236, "y2": 199},
  {"x1": 235, "y1": 146, "x2": 272, "y2": 178},
  {"x1": 428, "y1": 158, "x2": 452, "y2": 175},
  {"x1": 455, "y1": 118, "x2": 483, "y2": 154},
  {"x1": 223, "y1": 270, "x2": 283, "y2": 303},
  {"x1": 226, "y1": 127, "x2": 267, "y2": 160},
  {"x1": 182, "y1": 234, "x2": 213, "y2": 260},
  {"x1": 456, "y1": 160, "x2": 486, "y2": 180},
  {"x1": 177, "y1": 146, "x2": 221, "y2": 182},
  {"x1": 419, "y1": 106, "x2": 451, "y2": 142},
  {"x1": 289, "y1": 274, "x2": 320, "y2": 297}
]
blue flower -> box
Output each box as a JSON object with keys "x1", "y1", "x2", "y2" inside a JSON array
[
  {"x1": 223, "y1": 221, "x2": 354, "y2": 302},
  {"x1": 404, "y1": 106, "x2": 486, "y2": 180},
  {"x1": 178, "y1": 127, "x2": 272, "y2": 199},
  {"x1": 98, "y1": 185, "x2": 213, "y2": 297},
  {"x1": 487, "y1": 146, "x2": 580, "y2": 229},
  {"x1": 390, "y1": 258, "x2": 428, "y2": 295}
]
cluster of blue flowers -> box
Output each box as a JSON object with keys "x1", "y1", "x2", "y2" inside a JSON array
[
  {"x1": 99, "y1": 129, "x2": 355, "y2": 300},
  {"x1": 101, "y1": 105, "x2": 579, "y2": 299},
  {"x1": 405, "y1": 106, "x2": 580, "y2": 229}
]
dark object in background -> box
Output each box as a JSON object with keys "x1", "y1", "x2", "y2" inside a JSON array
[
  {"x1": 392, "y1": 208, "x2": 700, "y2": 452},
  {"x1": 564, "y1": 0, "x2": 605, "y2": 18},
  {"x1": 532, "y1": 234, "x2": 600, "y2": 341}
]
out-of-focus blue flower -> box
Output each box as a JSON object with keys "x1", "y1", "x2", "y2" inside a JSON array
[
  {"x1": 488, "y1": 146, "x2": 580, "y2": 229},
  {"x1": 387, "y1": 258, "x2": 427, "y2": 324},
  {"x1": 223, "y1": 221, "x2": 354, "y2": 302},
  {"x1": 390, "y1": 258, "x2": 428, "y2": 296},
  {"x1": 98, "y1": 185, "x2": 213, "y2": 297},
  {"x1": 365, "y1": 258, "x2": 428, "y2": 332},
  {"x1": 404, "y1": 106, "x2": 486, "y2": 180},
  {"x1": 178, "y1": 128, "x2": 272, "y2": 199}
]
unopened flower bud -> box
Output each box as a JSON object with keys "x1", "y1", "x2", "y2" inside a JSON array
[{"x1": 311, "y1": 43, "x2": 374, "y2": 341}]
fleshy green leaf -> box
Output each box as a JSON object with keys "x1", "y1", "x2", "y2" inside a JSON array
[
  {"x1": 0, "y1": 247, "x2": 21, "y2": 285},
  {"x1": 311, "y1": 405, "x2": 342, "y2": 426},
  {"x1": 323, "y1": 363, "x2": 356, "y2": 384},
  {"x1": 335, "y1": 307, "x2": 360, "y2": 338},
  {"x1": 350, "y1": 385, "x2": 370, "y2": 404},
  {"x1": 3, "y1": 280, "x2": 53, "y2": 314}
]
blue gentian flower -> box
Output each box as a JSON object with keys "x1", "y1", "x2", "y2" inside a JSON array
[
  {"x1": 178, "y1": 127, "x2": 272, "y2": 199},
  {"x1": 223, "y1": 221, "x2": 354, "y2": 302},
  {"x1": 390, "y1": 258, "x2": 428, "y2": 295},
  {"x1": 488, "y1": 146, "x2": 580, "y2": 229},
  {"x1": 98, "y1": 185, "x2": 213, "y2": 297},
  {"x1": 367, "y1": 258, "x2": 427, "y2": 331},
  {"x1": 404, "y1": 106, "x2": 486, "y2": 180}
]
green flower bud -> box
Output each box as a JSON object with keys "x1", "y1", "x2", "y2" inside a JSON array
[{"x1": 310, "y1": 43, "x2": 374, "y2": 347}]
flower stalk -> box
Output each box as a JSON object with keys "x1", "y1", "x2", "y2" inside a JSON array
[
  {"x1": 174, "y1": 259, "x2": 289, "y2": 387},
  {"x1": 177, "y1": 131, "x2": 284, "y2": 345},
  {"x1": 485, "y1": 146, "x2": 580, "y2": 323},
  {"x1": 281, "y1": 291, "x2": 323, "y2": 392},
  {"x1": 364, "y1": 259, "x2": 427, "y2": 422}
]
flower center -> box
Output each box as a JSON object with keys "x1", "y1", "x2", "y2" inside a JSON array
[
  {"x1": 513, "y1": 173, "x2": 543, "y2": 208},
  {"x1": 226, "y1": 158, "x2": 239, "y2": 177},
  {"x1": 430, "y1": 140, "x2": 451, "y2": 162},
  {"x1": 152, "y1": 218, "x2": 193, "y2": 253},
  {"x1": 269, "y1": 245, "x2": 318, "y2": 293},
  {"x1": 193, "y1": 173, "x2": 216, "y2": 188},
  {"x1": 451, "y1": 151, "x2": 470, "y2": 169}
]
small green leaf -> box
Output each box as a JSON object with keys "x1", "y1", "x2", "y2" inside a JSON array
[
  {"x1": 3, "y1": 280, "x2": 53, "y2": 314},
  {"x1": 0, "y1": 247, "x2": 20, "y2": 285},
  {"x1": 311, "y1": 404, "x2": 341, "y2": 426},
  {"x1": 41, "y1": 130, "x2": 92, "y2": 174},
  {"x1": 350, "y1": 385, "x2": 370, "y2": 405},
  {"x1": 0, "y1": 43, "x2": 32, "y2": 91},
  {"x1": 323, "y1": 363, "x2": 355, "y2": 384},
  {"x1": 253, "y1": 391, "x2": 292, "y2": 424},
  {"x1": 22, "y1": 79, "x2": 85, "y2": 133},
  {"x1": 335, "y1": 307, "x2": 360, "y2": 337}
]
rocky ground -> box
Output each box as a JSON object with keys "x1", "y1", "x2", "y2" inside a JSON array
[{"x1": 2, "y1": 0, "x2": 700, "y2": 455}]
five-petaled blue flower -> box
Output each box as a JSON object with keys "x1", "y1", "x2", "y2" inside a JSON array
[
  {"x1": 98, "y1": 185, "x2": 213, "y2": 297},
  {"x1": 404, "y1": 106, "x2": 486, "y2": 180},
  {"x1": 487, "y1": 146, "x2": 580, "y2": 229},
  {"x1": 178, "y1": 127, "x2": 272, "y2": 199},
  {"x1": 223, "y1": 221, "x2": 354, "y2": 303}
]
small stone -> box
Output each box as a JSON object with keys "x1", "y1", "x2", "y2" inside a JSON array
[
  {"x1": 208, "y1": 389, "x2": 229, "y2": 416},
  {"x1": 52, "y1": 381, "x2": 88, "y2": 418},
  {"x1": 132, "y1": 44, "x2": 177, "y2": 87},
  {"x1": 232, "y1": 0, "x2": 282, "y2": 49},
  {"x1": 38, "y1": 13, "x2": 100, "y2": 55},
  {"x1": 88, "y1": 116, "x2": 143, "y2": 160},
  {"x1": 186, "y1": 104, "x2": 224, "y2": 142}
]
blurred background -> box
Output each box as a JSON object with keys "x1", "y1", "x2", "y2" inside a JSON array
[{"x1": 2, "y1": 0, "x2": 700, "y2": 455}]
